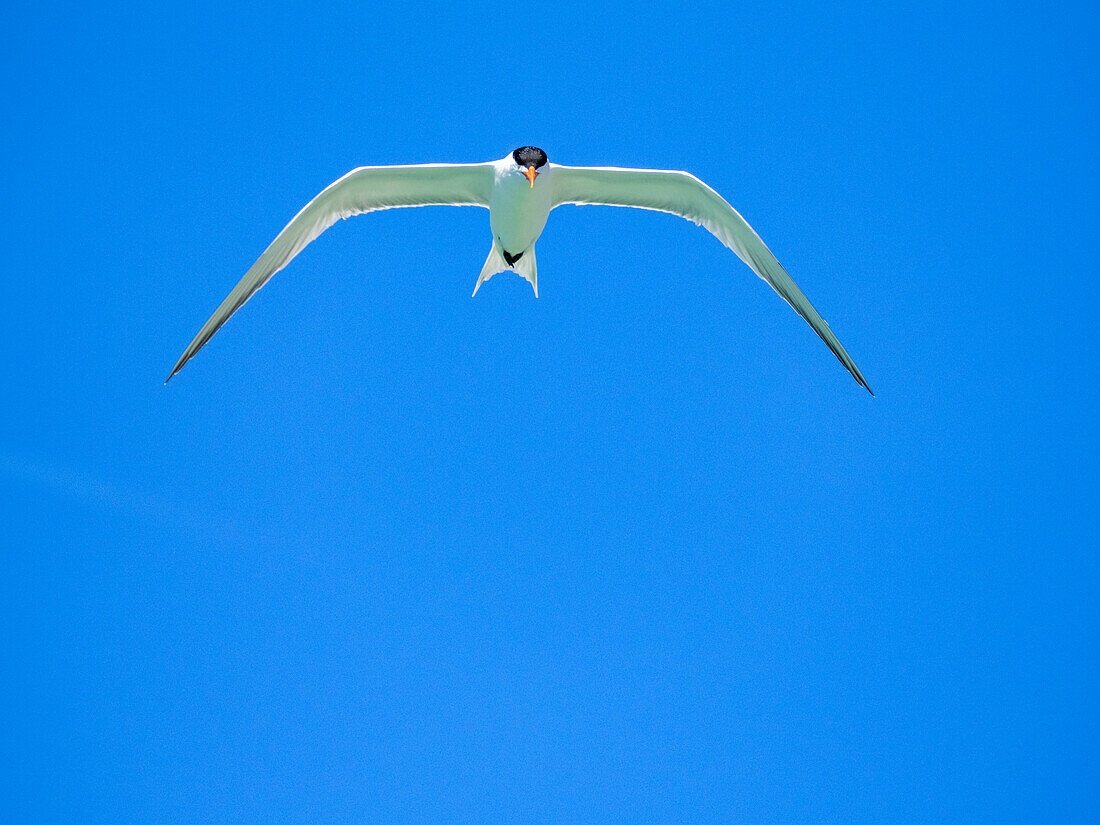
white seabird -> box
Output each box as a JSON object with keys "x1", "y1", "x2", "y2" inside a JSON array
[{"x1": 167, "y1": 146, "x2": 871, "y2": 393}]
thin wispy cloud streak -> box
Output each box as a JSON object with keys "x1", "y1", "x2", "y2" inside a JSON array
[{"x1": 0, "y1": 452, "x2": 223, "y2": 534}]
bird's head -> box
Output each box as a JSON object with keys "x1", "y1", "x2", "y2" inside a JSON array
[{"x1": 512, "y1": 146, "x2": 548, "y2": 187}]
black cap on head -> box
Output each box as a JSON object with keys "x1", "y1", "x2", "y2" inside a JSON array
[{"x1": 512, "y1": 146, "x2": 548, "y2": 169}]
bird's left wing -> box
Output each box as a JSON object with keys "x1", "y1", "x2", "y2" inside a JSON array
[
  {"x1": 168, "y1": 162, "x2": 494, "y2": 381},
  {"x1": 551, "y1": 165, "x2": 871, "y2": 394}
]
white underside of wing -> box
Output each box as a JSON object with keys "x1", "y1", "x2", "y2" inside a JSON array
[
  {"x1": 168, "y1": 162, "x2": 495, "y2": 380},
  {"x1": 550, "y1": 165, "x2": 871, "y2": 393}
]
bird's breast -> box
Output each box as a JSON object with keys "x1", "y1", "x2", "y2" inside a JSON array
[{"x1": 489, "y1": 171, "x2": 553, "y2": 255}]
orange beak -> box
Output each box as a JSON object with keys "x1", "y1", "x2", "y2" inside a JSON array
[{"x1": 523, "y1": 165, "x2": 539, "y2": 188}]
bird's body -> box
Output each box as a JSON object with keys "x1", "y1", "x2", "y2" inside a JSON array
[
  {"x1": 168, "y1": 147, "x2": 872, "y2": 393},
  {"x1": 489, "y1": 156, "x2": 552, "y2": 259}
]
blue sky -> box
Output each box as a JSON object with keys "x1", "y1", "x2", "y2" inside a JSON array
[{"x1": 1, "y1": 0, "x2": 1096, "y2": 822}]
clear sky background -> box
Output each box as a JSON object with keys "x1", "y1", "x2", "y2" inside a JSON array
[{"x1": 1, "y1": 1, "x2": 1096, "y2": 822}]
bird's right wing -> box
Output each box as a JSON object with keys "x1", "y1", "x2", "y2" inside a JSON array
[
  {"x1": 551, "y1": 165, "x2": 871, "y2": 393},
  {"x1": 168, "y1": 162, "x2": 494, "y2": 381}
]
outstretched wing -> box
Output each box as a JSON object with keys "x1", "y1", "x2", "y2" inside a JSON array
[
  {"x1": 551, "y1": 165, "x2": 871, "y2": 394},
  {"x1": 168, "y1": 162, "x2": 494, "y2": 381}
]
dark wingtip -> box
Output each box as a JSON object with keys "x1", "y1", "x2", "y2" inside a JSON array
[
  {"x1": 853, "y1": 372, "x2": 873, "y2": 396},
  {"x1": 165, "y1": 356, "x2": 186, "y2": 384}
]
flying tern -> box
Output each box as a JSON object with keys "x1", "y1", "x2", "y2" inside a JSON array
[{"x1": 167, "y1": 146, "x2": 871, "y2": 393}]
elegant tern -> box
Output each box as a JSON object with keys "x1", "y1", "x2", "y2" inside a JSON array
[{"x1": 167, "y1": 146, "x2": 871, "y2": 393}]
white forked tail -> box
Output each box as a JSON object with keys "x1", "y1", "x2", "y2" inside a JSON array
[{"x1": 472, "y1": 239, "x2": 538, "y2": 297}]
